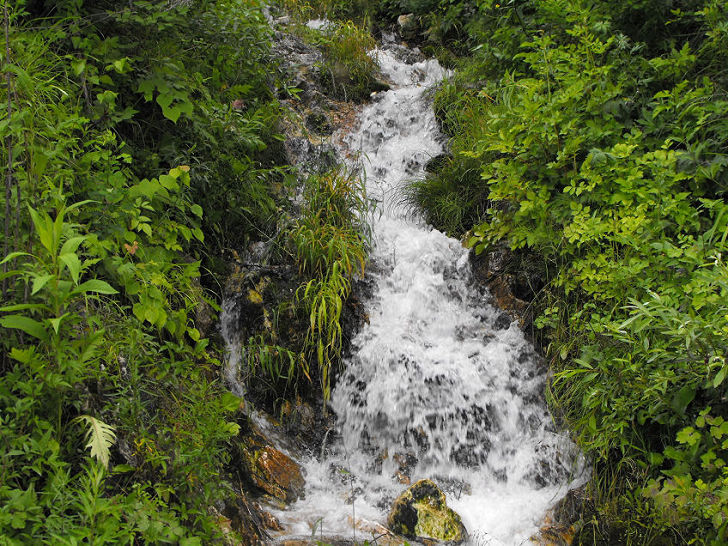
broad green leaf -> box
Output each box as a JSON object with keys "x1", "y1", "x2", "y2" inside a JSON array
[
  {"x1": 28, "y1": 206, "x2": 54, "y2": 254},
  {"x1": 714, "y1": 366, "x2": 727, "y2": 388},
  {"x1": 220, "y1": 392, "x2": 243, "y2": 413},
  {"x1": 60, "y1": 253, "x2": 82, "y2": 284},
  {"x1": 32, "y1": 274, "x2": 55, "y2": 295},
  {"x1": 48, "y1": 314, "x2": 69, "y2": 335},
  {"x1": 0, "y1": 315, "x2": 47, "y2": 340},
  {"x1": 60, "y1": 236, "x2": 87, "y2": 256},
  {"x1": 190, "y1": 204, "x2": 203, "y2": 218},
  {"x1": 159, "y1": 174, "x2": 179, "y2": 190},
  {"x1": 72, "y1": 279, "x2": 118, "y2": 296},
  {"x1": 672, "y1": 386, "x2": 696, "y2": 415}
]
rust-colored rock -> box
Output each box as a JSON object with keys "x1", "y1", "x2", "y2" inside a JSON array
[
  {"x1": 530, "y1": 523, "x2": 576, "y2": 545},
  {"x1": 488, "y1": 276, "x2": 530, "y2": 324},
  {"x1": 530, "y1": 488, "x2": 588, "y2": 545},
  {"x1": 249, "y1": 445, "x2": 305, "y2": 503},
  {"x1": 260, "y1": 509, "x2": 283, "y2": 531}
]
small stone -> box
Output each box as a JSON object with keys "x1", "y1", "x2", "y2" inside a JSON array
[
  {"x1": 260, "y1": 510, "x2": 283, "y2": 531},
  {"x1": 388, "y1": 479, "x2": 468, "y2": 543}
]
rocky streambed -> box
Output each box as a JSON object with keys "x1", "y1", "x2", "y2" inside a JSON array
[{"x1": 221, "y1": 16, "x2": 587, "y2": 546}]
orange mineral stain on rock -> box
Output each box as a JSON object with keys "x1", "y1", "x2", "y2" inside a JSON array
[{"x1": 250, "y1": 446, "x2": 305, "y2": 503}]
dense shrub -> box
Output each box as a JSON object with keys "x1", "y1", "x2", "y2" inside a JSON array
[{"x1": 0, "y1": 0, "x2": 282, "y2": 541}]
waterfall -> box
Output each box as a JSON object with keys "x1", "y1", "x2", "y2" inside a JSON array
[{"x1": 266, "y1": 41, "x2": 586, "y2": 545}]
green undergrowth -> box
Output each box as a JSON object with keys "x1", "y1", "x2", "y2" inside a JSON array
[
  {"x1": 0, "y1": 0, "x2": 291, "y2": 542},
  {"x1": 242, "y1": 168, "x2": 370, "y2": 406},
  {"x1": 398, "y1": 0, "x2": 728, "y2": 541},
  {"x1": 276, "y1": 1, "x2": 379, "y2": 101}
]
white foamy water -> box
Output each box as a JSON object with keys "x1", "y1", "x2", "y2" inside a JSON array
[{"x1": 265, "y1": 43, "x2": 586, "y2": 544}]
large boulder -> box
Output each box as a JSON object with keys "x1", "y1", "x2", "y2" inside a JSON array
[
  {"x1": 246, "y1": 445, "x2": 305, "y2": 503},
  {"x1": 387, "y1": 479, "x2": 468, "y2": 542}
]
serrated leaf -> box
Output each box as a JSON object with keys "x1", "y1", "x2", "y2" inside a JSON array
[{"x1": 73, "y1": 415, "x2": 116, "y2": 469}]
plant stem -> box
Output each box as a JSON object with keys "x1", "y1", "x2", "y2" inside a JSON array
[{"x1": 3, "y1": 3, "x2": 12, "y2": 303}]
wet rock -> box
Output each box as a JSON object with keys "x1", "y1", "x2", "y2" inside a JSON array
[
  {"x1": 488, "y1": 275, "x2": 530, "y2": 324},
  {"x1": 247, "y1": 445, "x2": 305, "y2": 503},
  {"x1": 280, "y1": 396, "x2": 316, "y2": 436},
  {"x1": 260, "y1": 510, "x2": 283, "y2": 531},
  {"x1": 552, "y1": 487, "x2": 588, "y2": 525},
  {"x1": 397, "y1": 13, "x2": 420, "y2": 42},
  {"x1": 305, "y1": 110, "x2": 332, "y2": 135},
  {"x1": 220, "y1": 488, "x2": 266, "y2": 545},
  {"x1": 468, "y1": 244, "x2": 543, "y2": 329},
  {"x1": 530, "y1": 524, "x2": 577, "y2": 545},
  {"x1": 530, "y1": 487, "x2": 588, "y2": 545},
  {"x1": 234, "y1": 426, "x2": 306, "y2": 503},
  {"x1": 387, "y1": 479, "x2": 468, "y2": 542}
]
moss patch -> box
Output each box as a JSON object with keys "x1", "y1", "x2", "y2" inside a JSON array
[{"x1": 388, "y1": 479, "x2": 467, "y2": 542}]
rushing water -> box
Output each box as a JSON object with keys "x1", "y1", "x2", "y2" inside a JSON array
[{"x1": 242, "y1": 40, "x2": 586, "y2": 544}]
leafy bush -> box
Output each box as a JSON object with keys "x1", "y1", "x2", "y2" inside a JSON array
[
  {"x1": 299, "y1": 19, "x2": 379, "y2": 102},
  {"x1": 0, "y1": 0, "x2": 282, "y2": 541},
  {"x1": 293, "y1": 169, "x2": 369, "y2": 402}
]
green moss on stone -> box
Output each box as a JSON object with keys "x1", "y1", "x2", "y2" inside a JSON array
[{"x1": 388, "y1": 479, "x2": 467, "y2": 542}]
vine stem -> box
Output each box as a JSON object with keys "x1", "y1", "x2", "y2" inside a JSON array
[{"x1": 3, "y1": 3, "x2": 13, "y2": 303}]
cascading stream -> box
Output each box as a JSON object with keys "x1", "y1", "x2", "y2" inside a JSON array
[{"x1": 267, "y1": 41, "x2": 586, "y2": 544}]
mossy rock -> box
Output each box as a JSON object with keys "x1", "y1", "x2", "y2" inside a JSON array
[{"x1": 387, "y1": 479, "x2": 468, "y2": 543}]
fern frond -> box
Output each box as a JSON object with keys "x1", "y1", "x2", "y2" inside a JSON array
[{"x1": 73, "y1": 415, "x2": 116, "y2": 469}]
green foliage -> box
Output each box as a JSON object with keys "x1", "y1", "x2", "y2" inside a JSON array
[
  {"x1": 303, "y1": 19, "x2": 379, "y2": 102},
  {"x1": 645, "y1": 407, "x2": 728, "y2": 540},
  {"x1": 238, "y1": 168, "x2": 369, "y2": 406},
  {"x1": 1, "y1": 0, "x2": 282, "y2": 542},
  {"x1": 279, "y1": 0, "x2": 374, "y2": 21},
  {"x1": 294, "y1": 169, "x2": 369, "y2": 402}
]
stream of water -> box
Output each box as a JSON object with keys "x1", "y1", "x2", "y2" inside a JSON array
[{"x1": 229, "y1": 38, "x2": 586, "y2": 545}]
